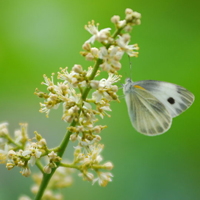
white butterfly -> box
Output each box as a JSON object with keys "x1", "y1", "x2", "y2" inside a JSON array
[{"x1": 123, "y1": 79, "x2": 194, "y2": 136}]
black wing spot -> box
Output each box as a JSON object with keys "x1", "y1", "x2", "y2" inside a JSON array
[{"x1": 167, "y1": 97, "x2": 175, "y2": 104}]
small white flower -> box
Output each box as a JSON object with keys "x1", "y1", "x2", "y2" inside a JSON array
[
  {"x1": 48, "y1": 151, "x2": 57, "y2": 160},
  {"x1": 21, "y1": 167, "x2": 31, "y2": 177},
  {"x1": 85, "y1": 21, "x2": 111, "y2": 44},
  {"x1": 22, "y1": 143, "x2": 42, "y2": 166},
  {"x1": 93, "y1": 172, "x2": 113, "y2": 187},
  {"x1": 103, "y1": 162, "x2": 114, "y2": 170},
  {"x1": 79, "y1": 172, "x2": 94, "y2": 181},
  {"x1": 116, "y1": 35, "x2": 139, "y2": 57},
  {"x1": 43, "y1": 165, "x2": 52, "y2": 174},
  {"x1": 99, "y1": 46, "x2": 123, "y2": 72}
]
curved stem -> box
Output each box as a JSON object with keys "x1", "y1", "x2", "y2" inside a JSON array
[{"x1": 5, "y1": 135, "x2": 23, "y2": 149}]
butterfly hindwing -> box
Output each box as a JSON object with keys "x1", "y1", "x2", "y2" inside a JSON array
[
  {"x1": 133, "y1": 80, "x2": 194, "y2": 118},
  {"x1": 125, "y1": 85, "x2": 172, "y2": 135}
]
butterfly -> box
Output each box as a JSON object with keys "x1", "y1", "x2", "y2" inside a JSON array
[{"x1": 123, "y1": 78, "x2": 194, "y2": 136}]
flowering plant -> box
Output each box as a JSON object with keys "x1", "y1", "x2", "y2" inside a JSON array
[{"x1": 0, "y1": 8, "x2": 141, "y2": 200}]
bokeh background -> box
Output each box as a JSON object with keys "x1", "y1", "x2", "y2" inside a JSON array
[{"x1": 0, "y1": 0, "x2": 199, "y2": 199}]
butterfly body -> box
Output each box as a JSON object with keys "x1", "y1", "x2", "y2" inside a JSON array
[{"x1": 123, "y1": 78, "x2": 194, "y2": 136}]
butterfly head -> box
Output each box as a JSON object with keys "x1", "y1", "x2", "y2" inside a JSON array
[
  {"x1": 125, "y1": 78, "x2": 133, "y2": 84},
  {"x1": 123, "y1": 78, "x2": 134, "y2": 94}
]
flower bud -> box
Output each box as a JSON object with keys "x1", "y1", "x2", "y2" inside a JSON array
[
  {"x1": 72, "y1": 64, "x2": 83, "y2": 73},
  {"x1": 90, "y1": 80, "x2": 100, "y2": 89},
  {"x1": 43, "y1": 165, "x2": 52, "y2": 174},
  {"x1": 22, "y1": 167, "x2": 31, "y2": 177},
  {"x1": 82, "y1": 42, "x2": 91, "y2": 51},
  {"x1": 6, "y1": 163, "x2": 15, "y2": 170},
  {"x1": 91, "y1": 47, "x2": 99, "y2": 56},
  {"x1": 103, "y1": 162, "x2": 114, "y2": 170},
  {"x1": 85, "y1": 53, "x2": 94, "y2": 61},
  {"x1": 93, "y1": 126, "x2": 101, "y2": 134},
  {"x1": 125, "y1": 8, "x2": 133, "y2": 15},
  {"x1": 111, "y1": 15, "x2": 120, "y2": 24},
  {"x1": 8, "y1": 150, "x2": 16, "y2": 159},
  {"x1": 70, "y1": 134, "x2": 78, "y2": 142}
]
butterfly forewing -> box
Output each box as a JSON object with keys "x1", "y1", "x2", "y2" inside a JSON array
[
  {"x1": 134, "y1": 80, "x2": 194, "y2": 118},
  {"x1": 125, "y1": 86, "x2": 172, "y2": 135}
]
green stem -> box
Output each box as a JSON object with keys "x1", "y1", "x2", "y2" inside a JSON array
[
  {"x1": 5, "y1": 135, "x2": 23, "y2": 149},
  {"x1": 60, "y1": 162, "x2": 80, "y2": 170},
  {"x1": 35, "y1": 160, "x2": 44, "y2": 174}
]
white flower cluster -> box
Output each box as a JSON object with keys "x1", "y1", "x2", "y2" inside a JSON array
[
  {"x1": 81, "y1": 8, "x2": 140, "y2": 73},
  {"x1": 43, "y1": 151, "x2": 61, "y2": 174},
  {"x1": 73, "y1": 140, "x2": 113, "y2": 186},
  {"x1": 35, "y1": 68, "x2": 120, "y2": 137},
  {"x1": 33, "y1": 8, "x2": 141, "y2": 188},
  {"x1": 0, "y1": 123, "x2": 48, "y2": 177}
]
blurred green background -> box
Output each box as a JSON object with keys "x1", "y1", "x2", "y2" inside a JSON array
[{"x1": 0, "y1": 0, "x2": 199, "y2": 199}]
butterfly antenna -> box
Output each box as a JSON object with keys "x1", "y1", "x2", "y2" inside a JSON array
[{"x1": 128, "y1": 55, "x2": 132, "y2": 79}]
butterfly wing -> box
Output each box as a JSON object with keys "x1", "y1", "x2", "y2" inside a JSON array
[
  {"x1": 134, "y1": 80, "x2": 194, "y2": 117},
  {"x1": 125, "y1": 85, "x2": 172, "y2": 136}
]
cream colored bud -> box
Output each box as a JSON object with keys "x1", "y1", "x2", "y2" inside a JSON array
[
  {"x1": 72, "y1": 64, "x2": 83, "y2": 73},
  {"x1": 90, "y1": 80, "x2": 99, "y2": 89},
  {"x1": 95, "y1": 135, "x2": 101, "y2": 142},
  {"x1": 113, "y1": 63, "x2": 121, "y2": 71},
  {"x1": 123, "y1": 34, "x2": 131, "y2": 43},
  {"x1": 71, "y1": 77, "x2": 78, "y2": 86},
  {"x1": 54, "y1": 194, "x2": 63, "y2": 200},
  {"x1": 50, "y1": 94, "x2": 57, "y2": 101},
  {"x1": 111, "y1": 85, "x2": 118, "y2": 92},
  {"x1": 73, "y1": 105, "x2": 79, "y2": 112},
  {"x1": 43, "y1": 190, "x2": 53, "y2": 198},
  {"x1": 22, "y1": 167, "x2": 31, "y2": 177},
  {"x1": 98, "y1": 33, "x2": 108, "y2": 42},
  {"x1": 135, "y1": 19, "x2": 141, "y2": 25},
  {"x1": 8, "y1": 150, "x2": 16, "y2": 159},
  {"x1": 18, "y1": 160, "x2": 25, "y2": 167},
  {"x1": 70, "y1": 134, "x2": 77, "y2": 142},
  {"x1": 85, "y1": 172, "x2": 94, "y2": 181},
  {"x1": 47, "y1": 86, "x2": 54, "y2": 92},
  {"x1": 6, "y1": 163, "x2": 15, "y2": 170},
  {"x1": 48, "y1": 151, "x2": 57, "y2": 159},
  {"x1": 38, "y1": 138, "x2": 47, "y2": 147},
  {"x1": 124, "y1": 25, "x2": 132, "y2": 32},
  {"x1": 77, "y1": 125, "x2": 84, "y2": 132},
  {"x1": 31, "y1": 185, "x2": 39, "y2": 194},
  {"x1": 85, "y1": 53, "x2": 94, "y2": 61},
  {"x1": 93, "y1": 126, "x2": 101, "y2": 134},
  {"x1": 91, "y1": 47, "x2": 99, "y2": 56},
  {"x1": 132, "y1": 11, "x2": 141, "y2": 19},
  {"x1": 82, "y1": 42, "x2": 91, "y2": 51},
  {"x1": 43, "y1": 165, "x2": 52, "y2": 174},
  {"x1": 111, "y1": 15, "x2": 120, "y2": 24},
  {"x1": 103, "y1": 162, "x2": 114, "y2": 170},
  {"x1": 125, "y1": 14, "x2": 133, "y2": 21},
  {"x1": 125, "y1": 8, "x2": 133, "y2": 15}
]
